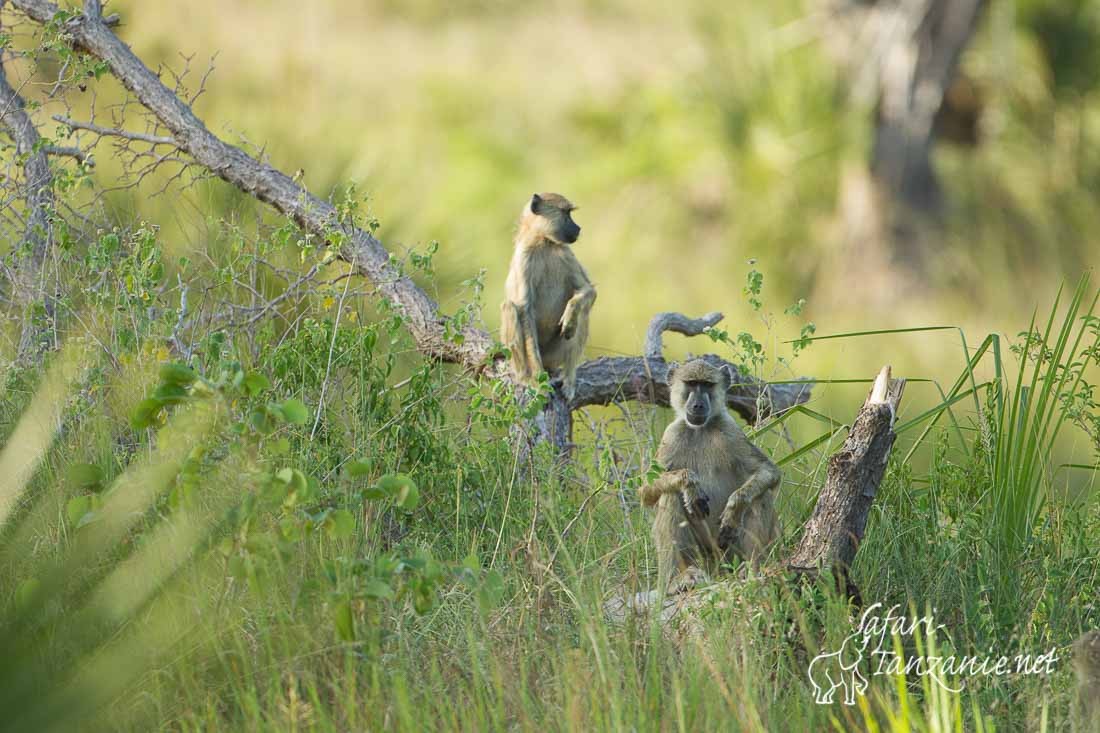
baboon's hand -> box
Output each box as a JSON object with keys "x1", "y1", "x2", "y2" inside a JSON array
[
  {"x1": 677, "y1": 470, "x2": 709, "y2": 518},
  {"x1": 559, "y1": 311, "x2": 577, "y2": 340},
  {"x1": 717, "y1": 522, "x2": 740, "y2": 551},
  {"x1": 719, "y1": 492, "x2": 748, "y2": 544}
]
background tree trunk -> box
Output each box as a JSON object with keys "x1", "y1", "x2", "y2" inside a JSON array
[{"x1": 821, "y1": 0, "x2": 986, "y2": 280}]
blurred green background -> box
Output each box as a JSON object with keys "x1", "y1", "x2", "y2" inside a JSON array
[{"x1": 74, "y1": 0, "x2": 1100, "y2": 412}]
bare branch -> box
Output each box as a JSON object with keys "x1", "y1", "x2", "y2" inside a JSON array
[
  {"x1": 44, "y1": 144, "x2": 93, "y2": 165},
  {"x1": 52, "y1": 114, "x2": 176, "y2": 146},
  {"x1": 572, "y1": 352, "x2": 810, "y2": 424}
]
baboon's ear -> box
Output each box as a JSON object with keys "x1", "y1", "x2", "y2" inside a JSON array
[
  {"x1": 666, "y1": 362, "x2": 679, "y2": 385},
  {"x1": 720, "y1": 363, "x2": 735, "y2": 392},
  {"x1": 530, "y1": 193, "x2": 543, "y2": 214}
]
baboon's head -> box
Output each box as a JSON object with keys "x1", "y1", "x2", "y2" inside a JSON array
[
  {"x1": 668, "y1": 359, "x2": 731, "y2": 429},
  {"x1": 520, "y1": 193, "x2": 581, "y2": 245}
]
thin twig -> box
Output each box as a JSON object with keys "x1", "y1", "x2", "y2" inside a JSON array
[
  {"x1": 53, "y1": 114, "x2": 177, "y2": 146},
  {"x1": 310, "y1": 268, "x2": 353, "y2": 440}
]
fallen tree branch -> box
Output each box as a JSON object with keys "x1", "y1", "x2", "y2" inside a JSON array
[
  {"x1": 572, "y1": 347, "x2": 810, "y2": 424},
  {"x1": 11, "y1": 0, "x2": 812, "y2": 427}
]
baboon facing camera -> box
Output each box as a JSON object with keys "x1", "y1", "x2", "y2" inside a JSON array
[{"x1": 638, "y1": 359, "x2": 781, "y2": 590}]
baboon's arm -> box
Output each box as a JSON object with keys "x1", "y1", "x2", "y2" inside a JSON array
[
  {"x1": 638, "y1": 468, "x2": 709, "y2": 517},
  {"x1": 559, "y1": 264, "x2": 597, "y2": 338},
  {"x1": 638, "y1": 469, "x2": 690, "y2": 507},
  {"x1": 720, "y1": 445, "x2": 781, "y2": 521}
]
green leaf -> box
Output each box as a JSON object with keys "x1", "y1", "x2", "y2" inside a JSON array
[
  {"x1": 279, "y1": 398, "x2": 309, "y2": 425},
  {"x1": 131, "y1": 397, "x2": 164, "y2": 429},
  {"x1": 377, "y1": 473, "x2": 418, "y2": 512},
  {"x1": 347, "y1": 459, "x2": 373, "y2": 477},
  {"x1": 250, "y1": 408, "x2": 273, "y2": 433},
  {"x1": 65, "y1": 495, "x2": 91, "y2": 526},
  {"x1": 159, "y1": 363, "x2": 196, "y2": 386},
  {"x1": 332, "y1": 598, "x2": 355, "y2": 641},
  {"x1": 361, "y1": 486, "x2": 388, "y2": 501},
  {"x1": 280, "y1": 517, "x2": 302, "y2": 542},
  {"x1": 65, "y1": 463, "x2": 103, "y2": 491},
  {"x1": 396, "y1": 482, "x2": 419, "y2": 512},
  {"x1": 363, "y1": 579, "x2": 394, "y2": 600},
  {"x1": 153, "y1": 382, "x2": 189, "y2": 405},
  {"x1": 326, "y1": 509, "x2": 356, "y2": 539},
  {"x1": 243, "y1": 372, "x2": 271, "y2": 396},
  {"x1": 277, "y1": 468, "x2": 308, "y2": 495}
]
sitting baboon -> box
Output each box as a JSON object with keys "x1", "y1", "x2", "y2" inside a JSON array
[
  {"x1": 1076, "y1": 630, "x2": 1100, "y2": 731},
  {"x1": 638, "y1": 359, "x2": 781, "y2": 589},
  {"x1": 500, "y1": 193, "x2": 596, "y2": 400}
]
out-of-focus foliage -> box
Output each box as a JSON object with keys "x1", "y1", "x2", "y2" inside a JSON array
[{"x1": 29, "y1": 0, "x2": 1085, "y2": 406}]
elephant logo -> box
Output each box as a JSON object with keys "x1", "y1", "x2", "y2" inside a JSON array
[{"x1": 808, "y1": 631, "x2": 871, "y2": 706}]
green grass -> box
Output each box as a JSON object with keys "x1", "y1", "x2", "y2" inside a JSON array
[{"x1": 0, "y1": 250, "x2": 1097, "y2": 731}]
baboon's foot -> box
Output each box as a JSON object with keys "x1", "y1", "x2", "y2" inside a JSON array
[{"x1": 667, "y1": 566, "x2": 710, "y2": 595}]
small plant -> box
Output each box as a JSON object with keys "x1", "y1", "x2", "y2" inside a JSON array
[{"x1": 703, "y1": 261, "x2": 816, "y2": 378}]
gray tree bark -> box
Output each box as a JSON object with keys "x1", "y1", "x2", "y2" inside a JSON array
[
  {"x1": 786, "y1": 365, "x2": 906, "y2": 599},
  {"x1": 0, "y1": 13, "x2": 56, "y2": 362}
]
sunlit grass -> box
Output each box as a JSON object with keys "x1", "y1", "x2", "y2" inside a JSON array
[{"x1": 0, "y1": 277, "x2": 1096, "y2": 729}]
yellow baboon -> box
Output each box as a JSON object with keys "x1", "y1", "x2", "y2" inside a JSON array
[
  {"x1": 500, "y1": 193, "x2": 595, "y2": 400},
  {"x1": 638, "y1": 359, "x2": 781, "y2": 589}
]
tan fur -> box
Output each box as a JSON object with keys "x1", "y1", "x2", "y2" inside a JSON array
[
  {"x1": 638, "y1": 359, "x2": 781, "y2": 589},
  {"x1": 500, "y1": 193, "x2": 596, "y2": 399},
  {"x1": 1075, "y1": 630, "x2": 1100, "y2": 731}
]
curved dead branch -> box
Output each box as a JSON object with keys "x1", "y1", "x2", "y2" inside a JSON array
[{"x1": 643, "y1": 311, "x2": 723, "y2": 359}]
